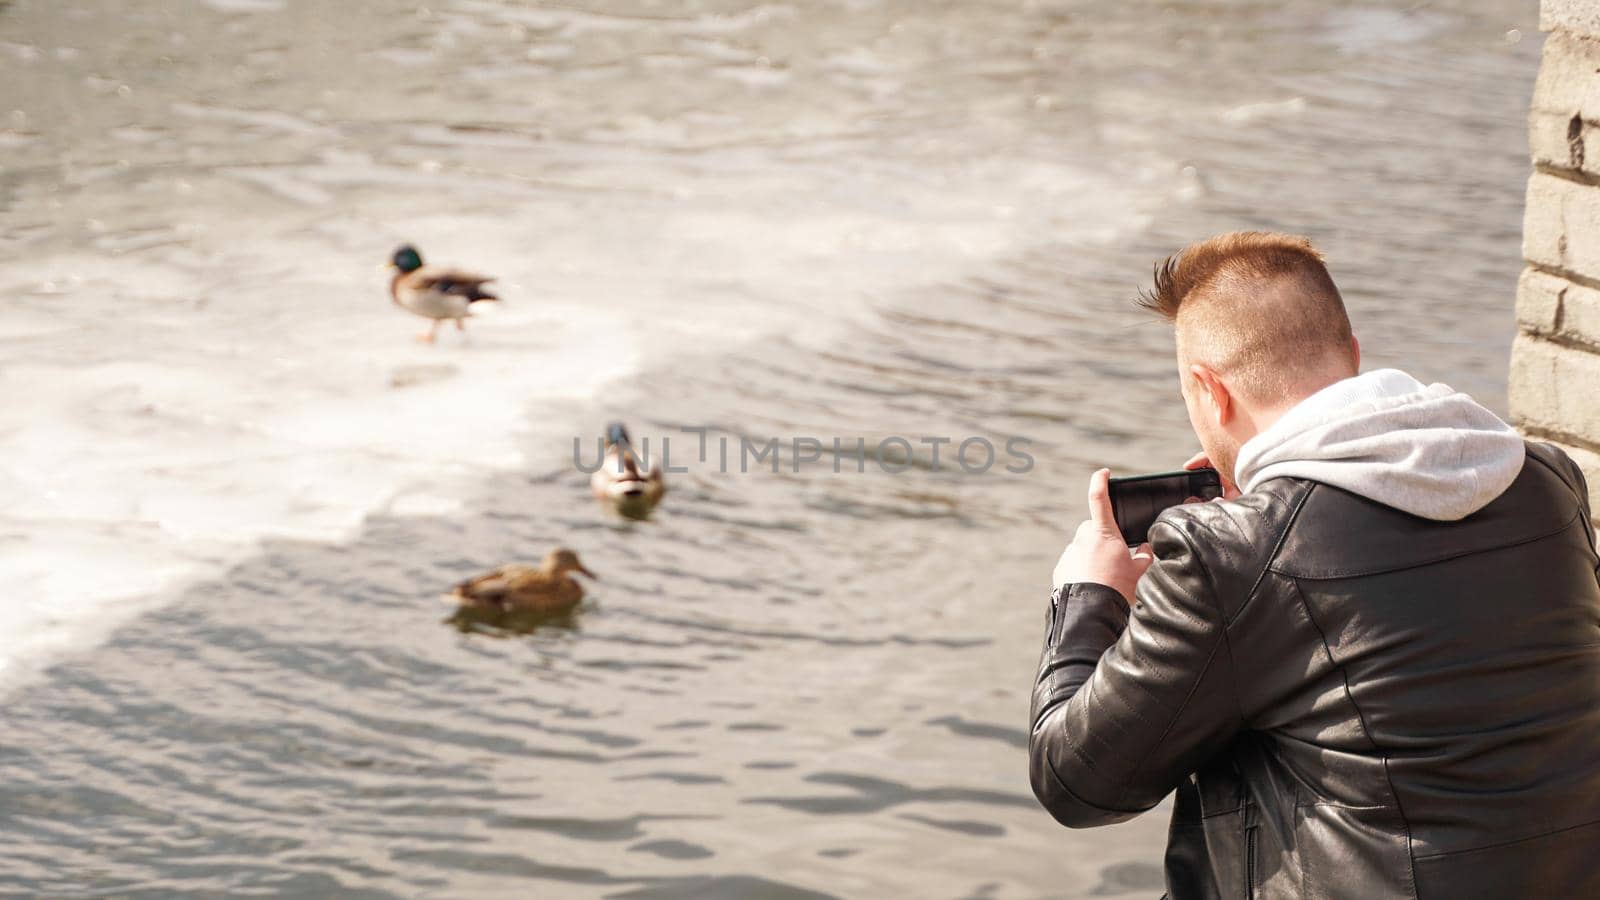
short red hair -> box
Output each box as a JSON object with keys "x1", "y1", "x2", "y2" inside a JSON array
[{"x1": 1140, "y1": 232, "x2": 1356, "y2": 400}]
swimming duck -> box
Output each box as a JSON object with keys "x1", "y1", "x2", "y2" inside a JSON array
[
  {"x1": 590, "y1": 422, "x2": 666, "y2": 520},
  {"x1": 387, "y1": 244, "x2": 498, "y2": 343},
  {"x1": 446, "y1": 548, "x2": 597, "y2": 615}
]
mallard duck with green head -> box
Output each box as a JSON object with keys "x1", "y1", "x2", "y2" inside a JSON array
[
  {"x1": 590, "y1": 422, "x2": 666, "y2": 520},
  {"x1": 387, "y1": 244, "x2": 498, "y2": 343},
  {"x1": 446, "y1": 548, "x2": 598, "y2": 615}
]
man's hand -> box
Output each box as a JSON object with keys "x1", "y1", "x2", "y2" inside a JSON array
[{"x1": 1052, "y1": 469, "x2": 1155, "y2": 604}]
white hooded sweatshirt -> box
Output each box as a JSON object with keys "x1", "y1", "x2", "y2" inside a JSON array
[{"x1": 1231, "y1": 369, "x2": 1526, "y2": 521}]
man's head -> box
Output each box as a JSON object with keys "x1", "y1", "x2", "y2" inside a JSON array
[{"x1": 1139, "y1": 231, "x2": 1359, "y2": 486}]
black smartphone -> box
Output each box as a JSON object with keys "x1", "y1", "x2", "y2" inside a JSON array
[{"x1": 1108, "y1": 468, "x2": 1224, "y2": 546}]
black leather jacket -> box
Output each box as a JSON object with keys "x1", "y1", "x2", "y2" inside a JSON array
[{"x1": 1030, "y1": 443, "x2": 1600, "y2": 899}]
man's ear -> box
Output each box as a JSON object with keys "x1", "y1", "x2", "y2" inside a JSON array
[
  {"x1": 1189, "y1": 364, "x2": 1233, "y2": 426},
  {"x1": 1350, "y1": 335, "x2": 1361, "y2": 371}
]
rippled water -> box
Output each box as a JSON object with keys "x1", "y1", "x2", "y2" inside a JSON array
[{"x1": 0, "y1": 0, "x2": 1539, "y2": 896}]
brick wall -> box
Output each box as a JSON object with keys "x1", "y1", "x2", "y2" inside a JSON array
[{"x1": 1510, "y1": 0, "x2": 1600, "y2": 513}]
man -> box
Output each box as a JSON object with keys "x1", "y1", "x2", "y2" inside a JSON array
[{"x1": 1030, "y1": 232, "x2": 1600, "y2": 898}]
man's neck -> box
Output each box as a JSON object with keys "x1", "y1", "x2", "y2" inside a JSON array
[{"x1": 1242, "y1": 371, "x2": 1355, "y2": 437}]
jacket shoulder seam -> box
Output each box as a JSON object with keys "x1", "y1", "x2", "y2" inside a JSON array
[
  {"x1": 1158, "y1": 481, "x2": 1310, "y2": 625},
  {"x1": 1238, "y1": 481, "x2": 1315, "y2": 619}
]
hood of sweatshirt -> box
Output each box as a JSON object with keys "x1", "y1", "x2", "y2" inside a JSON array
[{"x1": 1231, "y1": 369, "x2": 1525, "y2": 521}]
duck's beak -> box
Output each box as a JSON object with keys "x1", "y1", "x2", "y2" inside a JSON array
[{"x1": 577, "y1": 564, "x2": 598, "y2": 580}]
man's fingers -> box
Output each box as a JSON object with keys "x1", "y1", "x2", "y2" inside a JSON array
[
  {"x1": 1131, "y1": 543, "x2": 1155, "y2": 577},
  {"x1": 1086, "y1": 468, "x2": 1118, "y2": 533},
  {"x1": 1183, "y1": 451, "x2": 1210, "y2": 471}
]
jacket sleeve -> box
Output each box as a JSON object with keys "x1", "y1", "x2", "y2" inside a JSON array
[{"x1": 1028, "y1": 521, "x2": 1243, "y2": 828}]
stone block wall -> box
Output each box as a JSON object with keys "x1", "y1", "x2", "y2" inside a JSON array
[{"x1": 1510, "y1": 1, "x2": 1600, "y2": 514}]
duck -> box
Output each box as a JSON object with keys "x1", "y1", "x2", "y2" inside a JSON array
[
  {"x1": 387, "y1": 244, "x2": 498, "y2": 343},
  {"x1": 445, "y1": 548, "x2": 597, "y2": 616},
  {"x1": 590, "y1": 422, "x2": 666, "y2": 520}
]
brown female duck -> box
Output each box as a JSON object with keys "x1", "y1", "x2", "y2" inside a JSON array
[{"x1": 446, "y1": 548, "x2": 597, "y2": 615}]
